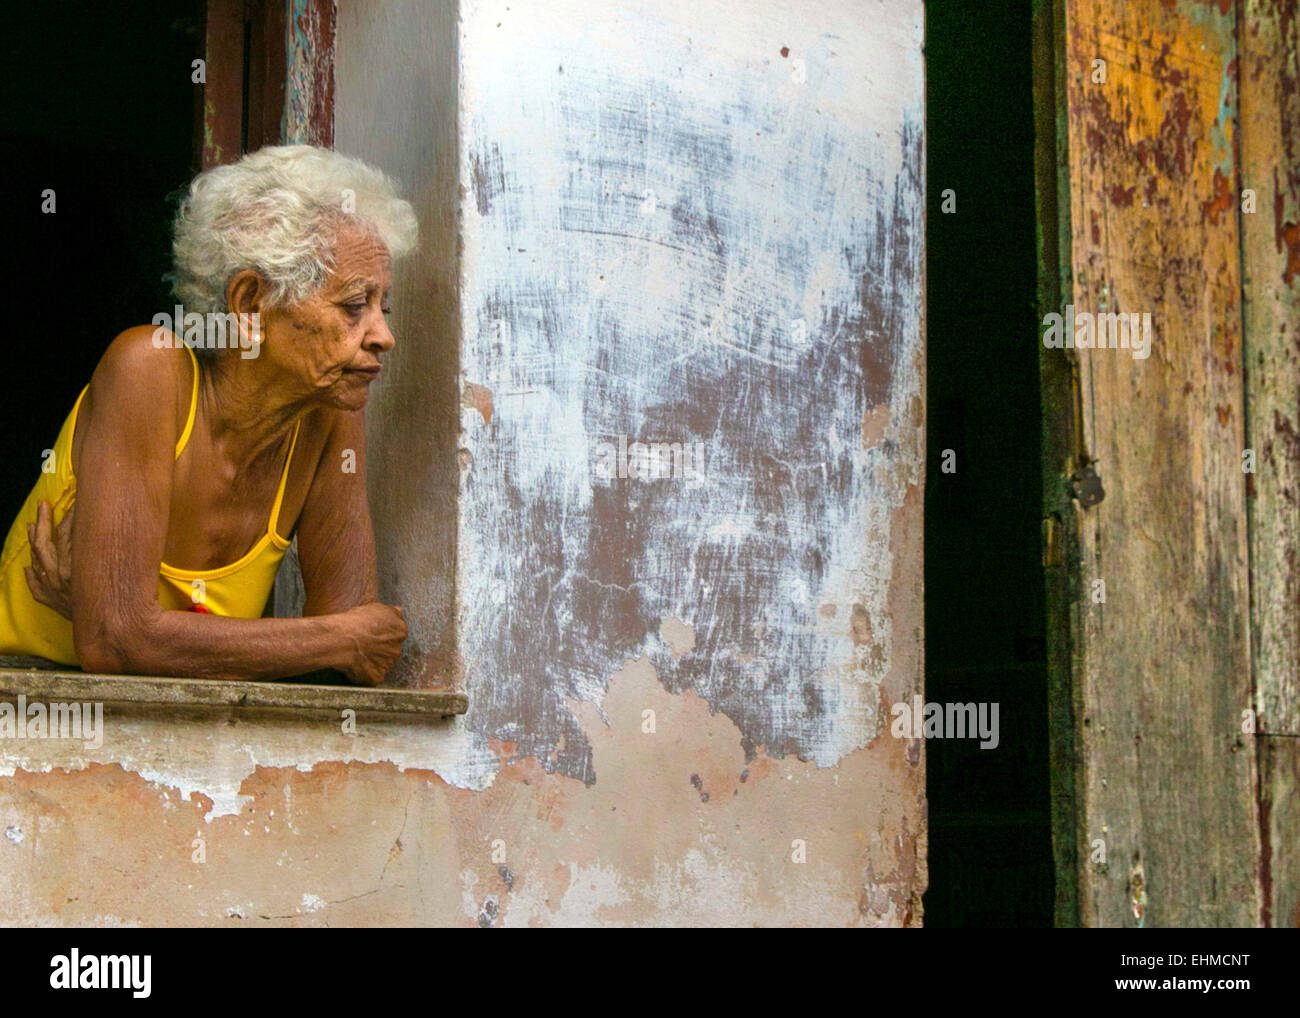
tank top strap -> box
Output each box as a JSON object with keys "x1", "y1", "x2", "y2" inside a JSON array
[
  {"x1": 267, "y1": 418, "x2": 302, "y2": 540},
  {"x1": 67, "y1": 347, "x2": 199, "y2": 463},
  {"x1": 174, "y1": 345, "x2": 200, "y2": 460},
  {"x1": 69, "y1": 385, "x2": 91, "y2": 450}
]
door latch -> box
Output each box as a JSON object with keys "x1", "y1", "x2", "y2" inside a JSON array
[{"x1": 1069, "y1": 460, "x2": 1105, "y2": 508}]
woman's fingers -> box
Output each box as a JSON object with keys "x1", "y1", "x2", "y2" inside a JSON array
[
  {"x1": 24, "y1": 501, "x2": 75, "y2": 621},
  {"x1": 32, "y1": 500, "x2": 52, "y2": 548},
  {"x1": 24, "y1": 502, "x2": 74, "y2": 620},
  {"x1": 53, "y1": 503, "x2": 74, "y2": 578},
  {"x1": 24, "y1": 564, "x2": 54, "y2": 610},
  {"x1": 55, "y1": 502, "x2": 74, "y2": 546},
  {"x1": 28, "y1": 503, "x2": 57, "y2": 577}
]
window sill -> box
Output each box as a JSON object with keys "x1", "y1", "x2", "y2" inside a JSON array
[{"x1": 0, "y1": 658, "x2": 466, "y2": 721}]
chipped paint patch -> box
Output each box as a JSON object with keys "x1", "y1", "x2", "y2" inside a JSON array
[
  {"x1": 658, "y1": 617, "x2": 695, "y2": 660},
  {"x1": 861, "y1": 403, "x2": 890, "y2": 449},
  {"x1": 461, "y1": 381, "x2": 495, "y2": 426},
  {"x1": 488, "y1": 655, "x2": 924, "y2": 925},
  {"x1": 0, "y1": 710, "x2": 497, "y2": 821},
  {"x1": 285, "y1": 0, "x2": 335, "y2": 146}
]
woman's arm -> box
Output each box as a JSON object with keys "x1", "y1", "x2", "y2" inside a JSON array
[
  {"x1": 294, "y1": 404, "x2": 380, "y2": 615},
  {"x1": 68, "y1": 329, "x2": 403, "y2": 684}
]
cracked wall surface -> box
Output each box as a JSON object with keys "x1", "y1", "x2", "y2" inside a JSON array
[
  {"x1": 1, "y1": 658, "x2": 921, "y2": 925},
  {"x1": 0, "y1": 0, "x2": 928, "y2": 926}
]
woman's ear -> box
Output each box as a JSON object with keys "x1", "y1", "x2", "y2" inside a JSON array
[
  {"x1": 225, "y1": 271, "x2": 267, "y2": 353},
  {"x1": 225, "y1": 270, "x2": 265, "y2": 317}
]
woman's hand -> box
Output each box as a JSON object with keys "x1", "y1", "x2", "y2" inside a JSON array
[
  {"x1": 338, "y1": 602, "x2": 407, "y2": 686},
  {"x1": 25, "y1": 500, "x2": 74, "y2": 621}
]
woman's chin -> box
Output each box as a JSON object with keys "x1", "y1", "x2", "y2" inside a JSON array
[{"x1": 329, "y1": 373, "x2": 377, "y2": 408}]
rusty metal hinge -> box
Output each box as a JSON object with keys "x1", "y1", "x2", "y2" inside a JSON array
[{"x1": 1064, "y1": 348, "x2": 1105, "y2": 508}]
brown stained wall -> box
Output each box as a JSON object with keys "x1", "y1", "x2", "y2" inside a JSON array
[{"x1": 0, "y1": 0, "x2": 928, "y2": 926}]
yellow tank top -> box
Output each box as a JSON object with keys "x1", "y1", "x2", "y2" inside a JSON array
[{"x1": 0, "y1": 345, "x2": 301, "y2": 665}]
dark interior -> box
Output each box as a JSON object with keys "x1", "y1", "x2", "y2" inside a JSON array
[
  {"x1": 924, "y1": 0, "x2": 1054, "y2": 925},
  {"x1": 0, "y1": 0, "x2": 202, "y2": 525}
]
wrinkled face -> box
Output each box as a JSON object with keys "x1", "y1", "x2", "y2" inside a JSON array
[{"x1": 260, "y1": 222, "x2": 395, "y2": 411}]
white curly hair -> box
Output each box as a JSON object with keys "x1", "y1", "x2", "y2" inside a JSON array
[{"x1": 170, "y1": 145, "x2": 418, "y2": 334}]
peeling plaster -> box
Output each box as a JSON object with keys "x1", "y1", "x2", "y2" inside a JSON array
[
  {"x1": 0, "y1": 711, "x2": 497, "y2": 821},
  {"x1": 457, "y1": 0, "x2": 926, "y2": 778},
  {"x1": 1, "y1": 654, "x2": 923, "y2": 925},
  {"x1": 659, "y1": 616, "x2": 696, "y2": 660}
]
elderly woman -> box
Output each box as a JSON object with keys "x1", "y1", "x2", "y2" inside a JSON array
[{"x1": 0, "y1": 146, "x2": 415, "y2": 685}]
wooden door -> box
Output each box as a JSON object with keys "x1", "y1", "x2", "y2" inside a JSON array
[{"x1": 1038, "y1": 0, "x2": 1298, "y2": 927}]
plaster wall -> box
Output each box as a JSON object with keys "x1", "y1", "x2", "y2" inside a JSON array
[{"x1": 0, "y1": 0, "x2": 926, "y2": 927}]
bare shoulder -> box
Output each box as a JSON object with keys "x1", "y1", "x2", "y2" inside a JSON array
[
  {"x1": 79, "y1": 325, "x2": 193, "y2": 445},
  {"x1": 93, "y1": 324, "x2": 192, "y2": 391}
]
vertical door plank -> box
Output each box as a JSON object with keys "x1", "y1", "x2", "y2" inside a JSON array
[
  {"x1": 202, "y1": 0, "x2": 245, "y2": 167},
  {"x1": 285, "y1": 0, "x2": 335, "y2": 147},
  {"x1": 1062, "y1": 0, "x2": 1261, "y2": 926},
  {"x1": 1035, "y1": 0, "x2": 1085, "y2": 929},
  {"x1": 1240, "y1": 0, "x2": 1300, "y2": 928}
]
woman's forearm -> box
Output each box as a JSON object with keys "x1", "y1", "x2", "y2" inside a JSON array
[{"x1": 77, "y1": 606, "x2": 356, "y2": 682}]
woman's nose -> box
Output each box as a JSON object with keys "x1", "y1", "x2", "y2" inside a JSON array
[{"x1": 367, "y1": 313, "x2": 396, "y2": 353}]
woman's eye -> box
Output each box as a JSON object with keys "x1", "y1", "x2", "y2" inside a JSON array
[
  {"x1": 344, "y1": 303, "x2": 366, "y2": 315},
  {"x1": 381, "y1": 306, "x2": 392, "y2": 316}
]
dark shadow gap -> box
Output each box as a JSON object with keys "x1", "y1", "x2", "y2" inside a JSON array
[{"x1": 924, "y1": 0, "x2": 1054, "y2": 926}]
